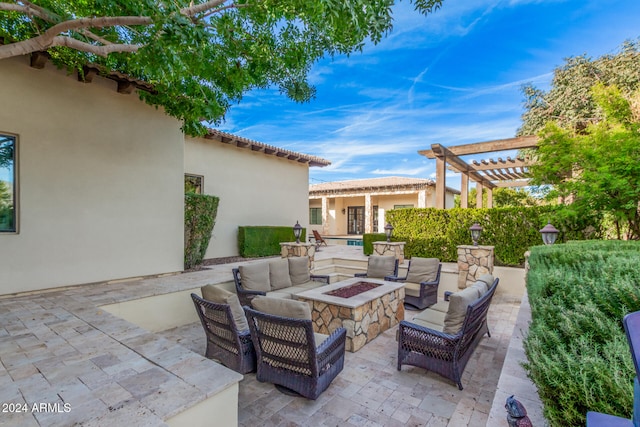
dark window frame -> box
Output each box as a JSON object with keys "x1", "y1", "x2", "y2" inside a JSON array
[
  {"x1": 185, "y1": 174, "x2": 204, "y2": 194},
  {"x1": 309, "y1": 207, "x2": 322, "y2": 225},
  {"x1": 0, "y1": 133, "x2": 17, "y2": 233}
]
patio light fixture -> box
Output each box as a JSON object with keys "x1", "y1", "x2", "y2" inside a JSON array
[
  {"x1": 470, "y1": 223, "x2": 482, "y2": 246},
  {"x1": 293, "y1": 221, "x2": 302, "y2": 244},
  {"x1": 384, "y1": 223, "x2": 394, "y2": 243},
  {"x1": 539, "y1": 221, "x2": 559, "y2": 245}
]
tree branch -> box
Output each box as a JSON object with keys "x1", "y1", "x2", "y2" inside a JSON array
[
  {"x1": 0, "y1": 2, "x2": 53, "y2": 22},
  {"x1": 54, "y1": 36, "x2": 141, "y2": 57}
]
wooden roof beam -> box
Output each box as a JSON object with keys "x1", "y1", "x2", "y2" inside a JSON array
[
  {"x1": 419, "y1": 135, "x2": 537, "y2": 159},
  {"x1": 431, "y1": 144, "x2": 496, "y2": 189}
]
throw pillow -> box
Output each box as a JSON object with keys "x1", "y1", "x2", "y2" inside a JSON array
[
  {"x1": 367, "y1": 256, "x2": 396, "y2": 278},
  {"x1": 442, "y1": 286, "x2": 481, "y2": 334},
  {"x1": 406, "y1": 257, "x2": 439, "y2": 284},
  {"x1": 288, "y1": 256, "x2": 311, "y2": 286},
  {"x1": 200, "y1": 284, "x2": 249, "y2": 332},
  {"x1": 239, "y1": 263, "x2": 270, "y2": 292},
  {"x1": 269, "y1": 259, "x2": 293, "y2": 290},
  {"x1": 251, "y1": 296, "x2": 312, "y2": 320}
]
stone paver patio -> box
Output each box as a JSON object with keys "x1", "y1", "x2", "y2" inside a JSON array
[{"x1": 0, "y1": 245, "x2": 545, "y2": 426}]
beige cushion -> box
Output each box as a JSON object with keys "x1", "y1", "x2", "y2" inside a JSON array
[
  {"x1": 367, "y1": 256, "x2": 396, "y2": 278},
  {"x1": 265, "y1": 290, "x2": 294, "y2": 299},
  {"x1": 403, "y1": 282, "x2": 421, "y2": 297},
  {"x1": 442, "y1": 287, "x2": 481, "y2": 335},
  {"x1": 239, "y1": 263, "x2": 270, "y2": 292},
  {"x1": 412, "y1": 307, "x2": 446, "y2": 326},
  {"x1": 470, "y1": 280, "x2": 489, "y2": 296},
  {"x1": 251, "y1": 296, "x2": 312, "y2": 320},
  {"x1": 269, "y1": 259, "x2": 292, "y2": 290},
  {"x1": 411, "y1": 318, "x2": 444, "y2": 332},
  {"x1": 478, "y1": 274, "x2": 495, "y2": 286},
  {"x1": 200, "y1": 284, "x2": 249, "y2": 332},
  {"x1": 314, "y1": 333, "x2": 329, "y2": 347},
  {"x1": 288, "y1": 256, "x2": 311, "y2": 286},
  {"x1": 428, "y1": 301, "x2": 450, "y2": 314},
  {"x1": 406, "y1": 258, "x2": 439, "y2": 284}
]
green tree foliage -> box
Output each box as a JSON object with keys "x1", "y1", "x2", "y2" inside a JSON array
[
  {"x1": 0, "y1": 0, "x2": 443, "y2": 135},
  {"x1": 528, "y1": 84, "x2": 640, "y2": 239},
  {"x1": 518, "y1": 39, "x2": 640, "y2": 136},
  {"x1": 184, "y1": 193, "x2": 219, "y2": 269}
]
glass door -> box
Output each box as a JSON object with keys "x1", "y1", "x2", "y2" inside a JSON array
[{"x1": 347, "y1": 206, "x2": 364, "y2": 235}]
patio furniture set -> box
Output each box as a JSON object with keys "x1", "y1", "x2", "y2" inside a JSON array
[{"x1": 191, "y1": 253, "x2": 500, "y2": 400}]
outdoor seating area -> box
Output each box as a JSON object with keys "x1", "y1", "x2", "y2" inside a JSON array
[{"x1": 0, "y1": 244, "x2": 543, "y2": 426}]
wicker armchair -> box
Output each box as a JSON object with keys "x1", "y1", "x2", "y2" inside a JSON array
[
  {"x1": 191, "y1": 293, "x2": 256, "y2": 374},
  {"x1": 397, "y1": 278, "x2": 499, "y2": 389},
  {"x1": 387, "y1": 257, "x2": 442, "y2": 309},
  {"x1": 354, "y1": 255, "x2": 399, "y2": 279},
  {"x1": 244, "y1": 306, "x2": 347, "y2": 400}
]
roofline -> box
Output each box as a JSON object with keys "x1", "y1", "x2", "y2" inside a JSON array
[
  {"x1": 204, "y1": 129, "x2": 331, "y2": 167},
  {"x1": 309, "y1": 179, "x2": 436, "y2": 196}
]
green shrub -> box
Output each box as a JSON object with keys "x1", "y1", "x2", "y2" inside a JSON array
[
  {"x1": 362, "y1": 233, "x2": 387, "y2": 255},
  {"x1": 524, "y1": 241, "x2": 640, "y2": 426},
  {"x1": 238, "y1": 226, "x2": 306, "y2": 257},
  {"x1": 184, "y1": 194, "x2": 219, "y2": 269},
  {"x1": 385, "y1": 206, "x2": 602, "y2": 266}
]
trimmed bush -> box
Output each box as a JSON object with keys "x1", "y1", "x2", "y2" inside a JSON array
[
  {"x1": 385, "y1": 206, "x2": 601, "y2": 266},
  {"x1": 238, "y1": 226, "x2": 306, "y2": 258},
  {"x1": 525, "y1": 241, "x2": 640, "y2": 426},
  {"x1": 363, "y1": 233, "x2": 387, "y2": 255},
  {"x1": 184, "y1": 194, "x2": 219, "y2": 269}
]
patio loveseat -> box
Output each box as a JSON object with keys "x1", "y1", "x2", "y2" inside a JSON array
[
  {"x1": 233, "y1": 256, "x2": 329, "y2": 305},
  {"x1": 397, "y1": 274, "x2": 499, "y2": 389}
]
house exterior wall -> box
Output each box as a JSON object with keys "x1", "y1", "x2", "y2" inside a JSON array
[
  {"x1": 184, "y1": 137, "x2": 310, "y2": 258},
  {"x1": 0, "y1": 56, "x2": 185, "y2": 295}
]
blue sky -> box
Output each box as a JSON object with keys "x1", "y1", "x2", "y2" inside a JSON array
[{"x1": 216, "y1": 0, "x2": 640, "y2": 189}]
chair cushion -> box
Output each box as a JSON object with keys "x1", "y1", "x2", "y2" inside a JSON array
[
  {"x1": 470, "y1": 280, "x2": 489, "y2": 296},
  {"x1": 367, "y1": 256, "x2": 396, "y2": 278},
  {"x1": 269, "y1": 259, "x2": 292, "y2": 290},
  {"x1": 443, "y1": 286, "x2": 481, "y2": 335},
  {"x1": 239, "y1": 263, "x2": 270, "y2": 292},
  {"x1": 200, "y1": 284, "x2": 249, "y2": 332},
  {"x1": 403, "y1": 282, "x2": 421, "y2": 298},
  {"x1": 478, "y1": 274, "x2": 495, "y2": 286},
  {"x1": 406, "y1": 258, "x2": 439, "y2": 284},
  {"x1": 265, "y1": 290, "x2": 295, "y2": 299},
  {"x1": 314, "y1": 333, "x2": 329, "y2": 348},
  {"x1": 411, "y1": 318, "x2": 444, "y2": 332},
  {"x1": 412, "y1": 307, "x2": 447, "y2": 326},
  {"x1": 288, "y1": 256, "x2": 311, "y2": 286},
  {"x1": 251, "y1": 296, "x2": 312, "y2": 320},
  {"x1": 428, "y1": 301, "x2": 450, "y2": 314}
]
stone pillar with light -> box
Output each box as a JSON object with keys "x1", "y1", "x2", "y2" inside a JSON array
[
  {"x1": 372, "y1": 222, "x2": 405, "y2": 264},
  {"x1": 457, "y1": 223, "x2": 494, "y2": 288},
  {"x1": 280, "y1": 220, "x2": 315, "y2": 269}
]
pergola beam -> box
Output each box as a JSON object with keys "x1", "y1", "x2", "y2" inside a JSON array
[{"x1": 419, "y1": 136, "x2": 538, "y2": 158}]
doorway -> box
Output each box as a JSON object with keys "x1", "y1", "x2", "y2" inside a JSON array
[{"x1": 347, "y1": 206, "x2": 364, "y2": 235}]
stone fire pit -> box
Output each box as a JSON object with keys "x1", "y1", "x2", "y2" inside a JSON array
[{"x1": 296, "y1": 278, "x2": 405, "y2": 352}]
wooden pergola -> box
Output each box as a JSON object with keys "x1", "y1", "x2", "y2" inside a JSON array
[{"x1": 418, "y1": 136, "x2": 538, "y2": 208}]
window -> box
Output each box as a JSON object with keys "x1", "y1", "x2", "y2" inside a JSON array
[
  {"x1": 394, "y1": 204, "x2": 414, "y2": 209},
  {"x1": 0, "y1": 134, "x2": 16, "y2": 232},
  {"x1": 185, "y1": 174, "x2": 203, "y2": 194},
  {"x1": 309, "y1": 207, "x2": 322, "y2": 225}
]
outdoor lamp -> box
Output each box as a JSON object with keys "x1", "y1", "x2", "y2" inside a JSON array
[
  {"x1": 539, "y1": 221, "x2": 559, "y2": 245},
  {"x1": 384, "y1": 223, "x2": 394, "y2": 243},
  {"x1": 293, "y1": 221, "x2": 302, "y2": 244},
  {"x1": 470, "y1": 223, "x2": 482, "y2": 246}
]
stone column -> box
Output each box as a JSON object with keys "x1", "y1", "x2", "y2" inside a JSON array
[
  {"x1": 372, "y1": 241, "x2": 405, "y2": 264},
  {"x1": 321, "y1": 196, "x2": 329, "y2": 235},
  {"x1": 364, "y1": 194, "x2": 372, "y2": 234},
  {"x1": 417, "y1": 190, "x2": 427, "y2": 208},
  {"x1": 457, "y1": 245, "x2": 494, "y2": 289},
  {"x1": 280, "y1": 242, "x2": 316, "y2": 269}
]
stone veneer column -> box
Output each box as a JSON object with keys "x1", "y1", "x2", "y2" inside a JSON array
[
  {"x1": 280, "y1": 242, "x2": 316, "y2": 269},
  {"x1": 372, "y1": 241, "x2": 406, "y2": 264},
  {"x1": 457, "y1": 245, "x2": 494, "y2": 289}
]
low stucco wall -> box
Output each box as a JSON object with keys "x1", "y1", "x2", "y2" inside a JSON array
[
  {"x1": 0, "y1": 56, "x2": 185, "y2": 294},
  {"x1": 184, "y1": 137, "x2": 310, "y2": 259}
]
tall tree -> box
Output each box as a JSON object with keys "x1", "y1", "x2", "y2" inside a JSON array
[
  {"x1": 528, "y1": 84, "x2": 640, "y2": 239},
  {"x1": 518, "y1": 39, "x2": 640, "y2": 136},
  {"x1": 0, "y1": 0, "x2": 443, "y2": 135}
]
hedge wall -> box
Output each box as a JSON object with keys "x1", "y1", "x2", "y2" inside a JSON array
[
  {"x1": 363, "y1": 233, "x2": 387, "y2": 255},
  {"x1": 184, "y1": 194, "x2": 219, "y2": 269},
  {"x1": 238, "y1": 226, "x2": 306, "y2": 258},
  {"x1": 385, "y1": 206, "x2": 601, "y2": 266},
  {"x1": 525, "y1": 241, "x2": 640, "y2": 426}
]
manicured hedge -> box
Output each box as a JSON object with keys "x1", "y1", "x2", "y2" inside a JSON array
[
  {"x1": 363, "y1": 233, "x2": 387, "y2": 255},
  {"x1": 184, "y1": 194, "x2": 219, "y2": 269},
  {"x1": 525, "y1": 241, "x2": 640, "y2": 426},
  {"x1": 238, "y1": 226, "x2": 306, "y2": 257},
  {"x1": 385, "y1": 206, "x2": 601, "y2": 266}
]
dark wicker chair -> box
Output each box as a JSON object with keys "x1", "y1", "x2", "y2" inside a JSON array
[
  {"x1": 387, "y1": 258, "x2": 442, "y2": 309},
  {"x1": 354, "y1": 255, "x2": 399, "y2": 279},
  {"x1": 191, "y1": 293, "x2": 256, "y2": 374},
  {"x1": 244, "y1": 306, "x2": 347, "y2": 400},
  {"x1": 233, "y1": 267, "x2": 330, "y2": 306},
  {"x1": 397, "y1": 277, "x2": 499, "y2": 390}
]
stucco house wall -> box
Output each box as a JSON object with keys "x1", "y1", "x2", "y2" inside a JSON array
[
  {"x1": 0, "y1": 56, "x2": 184, "y2": 294},
  {"x1": 184, "y1": 137, "x2": 311, "y2": 258}
]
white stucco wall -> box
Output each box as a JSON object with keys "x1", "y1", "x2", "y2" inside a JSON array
[
  {"x1": 0, "y1": 56, "x2": 184, "y2": 294},
  {"x1": 184, "y1": 137, "x2": 310, "y2": 258}
]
